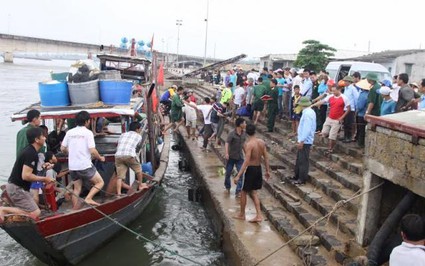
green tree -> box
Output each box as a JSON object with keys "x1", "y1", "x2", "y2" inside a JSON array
[{"x1": 294, "y1": 40, "x2": 336, "y2": 72}]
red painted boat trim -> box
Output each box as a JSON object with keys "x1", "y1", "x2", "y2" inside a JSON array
[
  {"x1": 366, "y1": 114, "x2": 425, "y2": 138},
  {"x1": 36, "y1": 188, "x2": 150, "y2": 237}
]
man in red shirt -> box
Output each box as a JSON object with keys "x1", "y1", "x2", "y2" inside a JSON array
[{"x1": 312, "y1": 80, "x2": 350, "y2": 153}]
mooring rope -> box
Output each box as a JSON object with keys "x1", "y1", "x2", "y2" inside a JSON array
[
  {"x1": 254, "y1": 182, "x2": 385, "y2": 266},
  {"x1": 54, "y1": 180, "x2": 203, "y2": 265}
]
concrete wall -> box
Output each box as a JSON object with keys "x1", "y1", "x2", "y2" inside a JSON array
[
  {"x1": 356, "y1": 122, "x2": 425, "y2": 245},
  {"x1": 394, "y1": 52, "x2": 425, "y2": 83},
  {"x1": 379, "y1": 61, "x2": 396, "y2": 77},
  {"x1": 365, "y1": 126, "x2": 425, "y2": 197}
]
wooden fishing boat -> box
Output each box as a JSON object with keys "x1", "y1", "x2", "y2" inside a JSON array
[{"x1": 0, "y1": 55, "x2": 168, "y2": 265}]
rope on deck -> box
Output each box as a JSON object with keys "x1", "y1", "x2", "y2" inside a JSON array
[
  {"x1": 55, "y1": 181, "x2": 203, "y2": 265},
  {"x1": 254, "y1": 182, "x2": 385, "y2": 266}
]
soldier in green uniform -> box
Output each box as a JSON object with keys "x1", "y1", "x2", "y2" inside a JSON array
[
  {"x1": 162, "y1": 86, "x2": 185, "y2": 134},
  {"x1": 267, "y1": 79, "x2": 279, "y2": 132},
  {"x1": 252, "y1": 77, "x2": 266, "y2": 125}
]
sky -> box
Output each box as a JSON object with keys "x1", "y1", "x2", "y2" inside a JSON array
[{"x1": 1, "y1": 0, "x2": 423, "y2": 60}]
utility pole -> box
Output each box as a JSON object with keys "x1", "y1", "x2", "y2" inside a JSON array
[
  {"x1": 203, "y1": 0, "x2": 209, "y2": 66},
  {"x1": 176, "y1": 20, "x2": 183, "y2": 66}
]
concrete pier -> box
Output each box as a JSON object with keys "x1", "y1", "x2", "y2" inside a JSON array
[{"x1": 176, "y1": 133, "x2": 302, "y2": 265}]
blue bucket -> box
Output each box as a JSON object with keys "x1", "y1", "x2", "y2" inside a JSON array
[
  {"x1": 142, "y1": 162, "x2": 153, "y2": 176},
  {"x1": 99, "y1": 80, "x2": 133, "y2": 105},
  {"x1": 38, "y1": 81, "x2": 70, "y2": 107}
]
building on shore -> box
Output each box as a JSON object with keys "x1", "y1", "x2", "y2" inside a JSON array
[{"x1": 259, "y1": 54, "x2": 297, "y2": 70}]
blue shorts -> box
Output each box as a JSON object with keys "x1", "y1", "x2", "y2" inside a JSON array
[{"x1": 30, "y1": 181, "x2": 43, "y2": 189}]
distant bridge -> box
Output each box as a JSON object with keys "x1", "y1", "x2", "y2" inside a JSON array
[{"x1": 0, "y1": 33, "x2": 222, "y2": 65}]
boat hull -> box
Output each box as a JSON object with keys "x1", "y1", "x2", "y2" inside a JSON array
[{"x1": 1, "y1": 186, "x2": 156, "y2": 265}]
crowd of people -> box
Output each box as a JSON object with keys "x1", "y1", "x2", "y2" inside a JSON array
[{"x1": 159, "y1": 65, "x2": 425, "y2": 261}]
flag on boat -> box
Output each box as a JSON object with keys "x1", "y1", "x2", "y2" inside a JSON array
[{"x1": 157, "y1": 62, "x2": 164, "y2": 86}]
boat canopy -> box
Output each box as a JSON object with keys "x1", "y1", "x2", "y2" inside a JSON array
[{"x1": 11, "y1": 97, "x2": 144, "y2": 121}]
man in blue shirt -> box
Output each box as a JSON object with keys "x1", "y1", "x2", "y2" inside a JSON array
[
  {"x1": 275, "y1": 70, "x2": 287, "y2": 119},
  {"x1": 292, "y1": 97, "x2": 316, "y2": 185},
  {"x1": 417, "y1": 79, "x2": 425, "y2": 110},
  {"x1": 301, "y1": 69, "x2": 313, "y2": 99},
  {"x1": 355, "y1": 80, "x2": 371, "y2": 148}
]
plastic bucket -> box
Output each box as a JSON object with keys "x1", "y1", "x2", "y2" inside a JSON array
[
  {"x1": 142, "y1": 162, "x2": 153, "y2": 176},
  {"x1": 38, "y1": 81, "x2": 70, "y2": 107},
  {"x1": 99, "y1": 80, "x2": 133, "y2": 105},
  {"x1": 51, "y1": 72, "x2": 69, "y2": 81},
  {"x1": 68, "y1": 79, "x2": 99, "y2": 106}
]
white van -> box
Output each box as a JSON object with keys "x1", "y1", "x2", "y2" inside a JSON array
[{"x1": 326, "y1": 61, "x2": 392, "y2": 82}]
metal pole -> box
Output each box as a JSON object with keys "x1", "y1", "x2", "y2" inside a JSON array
[
  {"x1": 203, "y1": 0, "x2": 209, "y2": 66},
  {"x1": 176, "y1": 20, "x2": 182, "y2": 66}
]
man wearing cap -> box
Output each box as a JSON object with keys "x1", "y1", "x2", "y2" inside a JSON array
[
  {"x1": 365, "y1": 73, "x2": 382, "y2": 116},
  {"x1": 292, "y1": 97, "x2": 316, "y2": 185},
  {"x1": 301, "y1": 69, "x2": 313, "y2": 99},
  {"x1": 380, "y1": 86, "x2": 396, "y2": 116},
  {"x1": 342, "y1": 76, "x2": 359, "y2": 143},
  {"x1": 187, "y1": 89, "x2": 197, "y2": 103},
  {"x1": 355, "y1": 79, "x2": 371, "y2": 148},
  {"x1": 395, "y1": 73, "x2": 414, "y2": 112}
]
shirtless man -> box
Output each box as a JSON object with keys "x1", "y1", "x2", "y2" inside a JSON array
[{"x1": 233, "y1": 124, "x2": 270, "y2": 222}]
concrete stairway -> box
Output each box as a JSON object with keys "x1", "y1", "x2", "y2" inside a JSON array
[{"x1": 189, "y1": 84, "x2": 367, "y2": 264}]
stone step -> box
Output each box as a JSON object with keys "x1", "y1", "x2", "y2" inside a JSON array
[
  {"x1": 198, "y1": 84, "x2": 365, "y2": 159},
  {"x1": 210, "y1": 136, "x2": 362, "y2": 264},
  {"x1": 315, "y1": 146, "x2": 364, "y2": 176},
  {"x1": 217, "y1": 129, "x2": 358, "y2": 236},
  {"x1": 222, "y1": 122, "x2": 362, "y2": 196},
  {"x1": 193, "y1": 86, "x2": 362, "y2": 204}
]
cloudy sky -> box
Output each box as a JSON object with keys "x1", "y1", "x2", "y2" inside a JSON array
[{"x1": 1, "y1": 0, "x2": 422, "y2": 59}]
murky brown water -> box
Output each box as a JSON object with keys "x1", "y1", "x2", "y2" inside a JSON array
[{"x1": 0, "y1": 58, "x2": 225, "y2": 266}]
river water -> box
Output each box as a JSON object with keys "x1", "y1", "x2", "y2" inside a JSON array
[{"x1": 0, "y1": 58, "x2": 225, "y2": 265}]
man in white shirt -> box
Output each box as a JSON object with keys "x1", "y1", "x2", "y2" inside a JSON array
[
  {"x1": 233, "y1": 82, "x2": 246, "y2": 120},
  {"x1": 390, "y1": 214, "x2": 425, "y2": 266},
  {"x1": 61, "y1": 111, "x2": 105, "y2": 208},
  {"x1": 186, "y1": 97, "x2": 214, "y2": 151},
  {"x1": 182, "y1": 95, "x2": 198, "y2": 140}
]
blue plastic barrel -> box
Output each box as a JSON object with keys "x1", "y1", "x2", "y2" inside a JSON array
[
  {"x1": 99, "y1": 80, "x2": 133, "y2": 105},
  {"x1": 142, "y1": 162, "x2": 153, "y2": 176},
  {"x1": 38, "y1": 81, "x2": 70, "y2": 107}
]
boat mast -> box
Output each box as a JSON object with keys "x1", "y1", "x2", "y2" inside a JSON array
[{"x1": 146, "y1": 58, "x2": 157, "y2": 169}]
